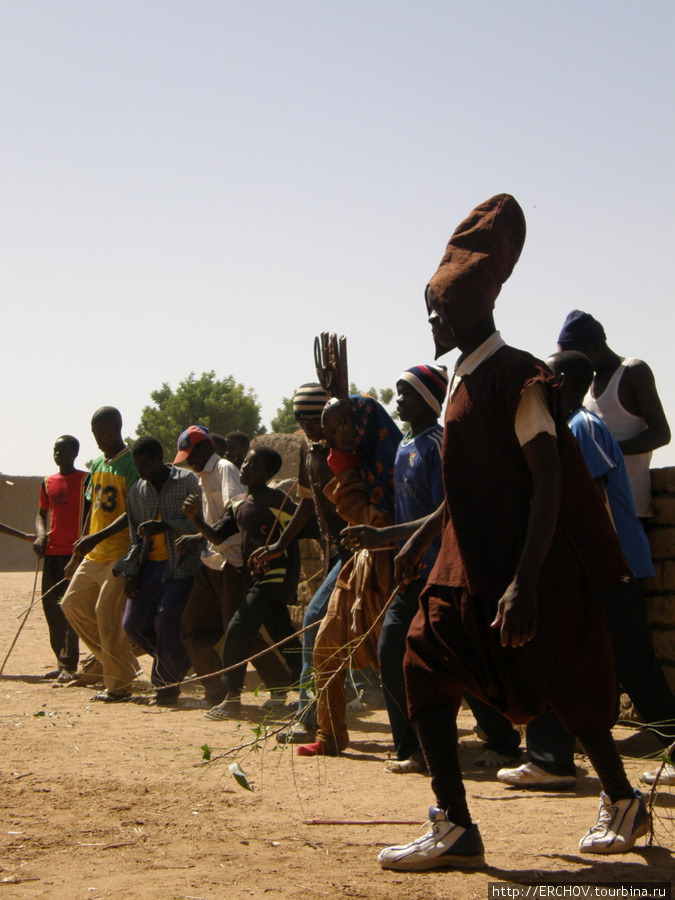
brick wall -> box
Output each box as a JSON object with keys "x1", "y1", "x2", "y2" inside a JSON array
[{"x1": 645, "y1": 467, "x2": 675, "y2": 691}]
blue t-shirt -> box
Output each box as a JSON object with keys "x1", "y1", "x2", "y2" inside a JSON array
[
  {"x1": 394, "y1": 424, "x2": 444, "y2": 579},
  {"x1": 567, "y1": 407, "x2": 653, "y2": 579}
]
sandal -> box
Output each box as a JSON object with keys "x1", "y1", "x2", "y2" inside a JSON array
[
  {"x1": 90, "y1": 690, "x2": 131, "y2": 703},
  {"x1": 204, "y1": 699, "x2": 242, "y2": 721}
]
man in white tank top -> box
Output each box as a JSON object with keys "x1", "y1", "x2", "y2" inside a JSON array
[{"x1": 557, "y1": 310, "x2": 670, "y2": 517}]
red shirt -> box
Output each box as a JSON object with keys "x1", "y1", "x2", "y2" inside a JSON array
[{"x1": 39, "y1": 470, "x2": 88, "y2": 556}]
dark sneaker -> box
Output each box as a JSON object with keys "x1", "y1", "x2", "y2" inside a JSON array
[
  {"x1": 276, "y1": 722, "x2": 316, "y2": 744},
  {"x1": 56, "y1": 669, "x2": 76, "y2": 684},
  {"x1": 90, "y1": 690, "x2": 132, "y2": 703},
  {"x1": 579, "y1": 789, "x2": 649, "y2": 854},
  {"x1": 377, "y1": 807, "x2": 485, "y2": 871},
  {"x1": 153, "y1": 689, "x2": 181, "y2": 706}
]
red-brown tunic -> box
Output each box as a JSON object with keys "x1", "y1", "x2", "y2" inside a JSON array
[{"x1": 404, "y1": 344, "x2": 630, "y2": 735}]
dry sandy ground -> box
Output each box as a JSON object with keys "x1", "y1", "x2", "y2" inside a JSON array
[{"x1": 0, "y1": 572, "x2": 673, "y2": 900}]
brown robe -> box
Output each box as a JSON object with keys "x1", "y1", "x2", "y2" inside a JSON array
[
  {"x1": 405, "y1": 344, "x2": 630, "y2": 735},
  {"x1": 312, "y1": 467, "x2": 394, "y2": 752}
]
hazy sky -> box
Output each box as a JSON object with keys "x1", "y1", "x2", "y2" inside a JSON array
[{"x1": 2, "y1": 1, "x2": 673, "y2": 477}]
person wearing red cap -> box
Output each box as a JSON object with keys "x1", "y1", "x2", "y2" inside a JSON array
[
  {"x1": 377, "y1": 194, "x2": 646, "y2": 871},
  {"x1": 174, "y1": 426, "x2": 290, "y2": 707}
]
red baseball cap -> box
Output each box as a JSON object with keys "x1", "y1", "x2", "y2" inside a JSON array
[{"x1": 173, "y1": 425, "x2": 212, "y2": 464}]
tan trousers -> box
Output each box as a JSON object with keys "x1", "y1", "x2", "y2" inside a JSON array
[{"x1": 61, "y1": 558, "x2": 139, "y2": 693}]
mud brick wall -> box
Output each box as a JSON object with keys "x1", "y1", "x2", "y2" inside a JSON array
[
  {"x1": 0, "y1": 475, "x2": 42, "y2": 571},
  {"x1": 645, "y1": 467, "x2": 675, "y2": 691}
]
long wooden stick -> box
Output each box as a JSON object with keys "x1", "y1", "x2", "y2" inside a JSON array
[
  {"x1": 0, "y1": 559, "x2": 41, "y2": 676},
  {"x1": 179, "y1": 616, "x2": 323, "y2": 687},
  {"x1": 304, "y1": 818, "x2": 424, "y2": 826},
  {"x1": 15, "y1": 577, "x2": 68, "y2": 619}
]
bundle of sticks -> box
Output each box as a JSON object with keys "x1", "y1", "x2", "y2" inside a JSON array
[{"x1": 314, "y1": 332, "x2": 349, "y2": 409}]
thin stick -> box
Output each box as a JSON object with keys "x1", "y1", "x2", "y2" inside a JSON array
[
  {"x1": 15, "y1": 577, "x2": 68, "y2": 619},
  {"x1": 304, "y1": 818, "x2": 424, "y2": 826},
  {"x1": 179, "y1": 616, "x2": 322, "y2": 688},
  {"x1": 1, "y1": 559, "x2": 41, "y2": 676},
  {"x1": 645, "y1": 738, "x2": 675, "y2": 846}
]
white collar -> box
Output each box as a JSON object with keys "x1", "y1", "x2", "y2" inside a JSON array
[
  {"x1": 200, "y1": 453, "x2": 220, "y2": 475},
  {"x1": 450, "y1": 332, "x2": 505, "y2": 396}
]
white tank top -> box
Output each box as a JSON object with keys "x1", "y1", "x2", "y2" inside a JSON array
[{"x1": 584, "y1": 358, "x2": 652, "y2": 516}]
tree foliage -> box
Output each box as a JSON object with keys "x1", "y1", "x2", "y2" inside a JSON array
[
  {"x1": 270, "y1": 384, "x2": 398, "y2": 435},
  {"x1": 270, "y1": 394, "x2": 300, "y2": 434},
  {"x1": 136, "y1": 371, "x2": 265, "y2": 460},
  {"x1": 349, "y1": 384, "x2": 397, "y2": 419}
]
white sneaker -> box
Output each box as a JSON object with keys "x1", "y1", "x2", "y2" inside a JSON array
[
  {"x1": 377, "y1": 807, "x2": 485, "y2": 871},
  {"x1": 384, "y1": 756, "x2": 428, "y2": 775},
  {"x1": 496, "y1": 762, "x2": 576, "y2": 789},
  {"x1": 579, "y1": 789, "x2": 649, "y2": 854},
  {"x1": 641, "y1": 762, "x2": 675, "y2": 786},
  {"x1": 474, "y1": 749, "x2": 522, "y2": 768}
]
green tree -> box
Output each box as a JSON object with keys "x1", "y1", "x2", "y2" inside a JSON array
[
  {"x1": 349, "y1": 384, "x2": 398, "y2": 419},
  {"x1": 136, "y1": 371, "x2": 265, "y2": 461},
  {"x1": 270, "y1": 394, "x2": 300, "y2": 434}
]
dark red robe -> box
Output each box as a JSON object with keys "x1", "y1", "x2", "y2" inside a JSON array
[{"x1": 405, "y1": 344, "x2": 630, "y2": 735}]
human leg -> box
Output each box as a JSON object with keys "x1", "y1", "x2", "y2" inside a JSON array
[
  {"x1": 496, "y1": 710, "x2": 576, "y2": 788},
  {"x1": 93, "y1": 561, "x2": 141, "y2": 693},
  {"x1": 219, "y1": 567, "x2": 292, "y2": 693},
  {"x1": 220, "y1": 584, "x2": 282, "y2": 699},
  {"x1": 41, "y1": 554, "x2": 79, "y2": 672},
  {"x1": 577, "y1": 729, "x2": 648, "y2": 853},
  {"x1": 305, "y1": 589, "x2": 351, "y2": 754},
  {"x1": 61, "y1": 559, "x2": 107, "y2": 664},
  {"x1": 378, "y1": 695, "x2": 485, "y2": 871},
  {"x1": 377, "y1": 581, "x2": 425, "y2": 763},
  {"x1": 599, "y1": 579, "x2": 675, "y2": 754},
  {"x1": 152, "y1": 576, "x2": 193, "y2": 693},
  {"x1": 180, "y1": 565, "x2": 228, "y2": 704},
  {"x1": 255, "y1": 585, "x2": 303, "y2": 688},
  {"x1": 122, "y1": 563, "x2": 165, "y2": 661},
  {"x1": 298, "y1": 559, "x2": 341, "y2": 716},
  {"x1": 463, "y1": 693, "x2": 522, "y2": 766}
]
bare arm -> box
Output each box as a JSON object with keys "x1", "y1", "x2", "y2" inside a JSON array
[
  {"x1": 72, "y1": 512, "x2": 128, "y2": 557},
  {"x1": 393, "y1": 504, "x2": 445, "y2": 585},
  {"x1": 341, "y1": 504, "x2": 444, "y2": 554},
  {"x1": 182, "y1": 493, "x2": 238, "y2": 545},
  {"x1": 0, "y1": 522, "x2": 36, "y2": 542},
  {"x1": 491, "y1": 432, "x2": 561, "y2": 648},
  {"x1": 619, "y1": 361, "x2": 671, "y2": 455},
  {"x1": 33, "y1": 508, "x2": 50, "y2": 557},
  {"x1": 249, "y1": 497, "x2": 316, "y2": 569}
]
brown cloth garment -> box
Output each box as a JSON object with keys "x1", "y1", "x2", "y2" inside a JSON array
[
  {"x1": 427, "y1": 193, "x2": 526, "y2": 350},
  {"x1": 405, "y1": 345, "x2": 630, "y2": 735},
  {"x1": 405, "y1": 193, "x2": 630, "y2": 737},
  {"x1": 312, "y1": 468, "x2": 394, "y2": 752}
]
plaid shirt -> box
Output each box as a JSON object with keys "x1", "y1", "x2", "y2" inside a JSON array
[{"x1": 113, "y1": 466, "x2": 204, "y2": 582}]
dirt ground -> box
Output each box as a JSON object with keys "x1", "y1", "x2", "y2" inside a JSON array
[{"x1": 0, "y1": 572, "x2": 673, "y2": 900}]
